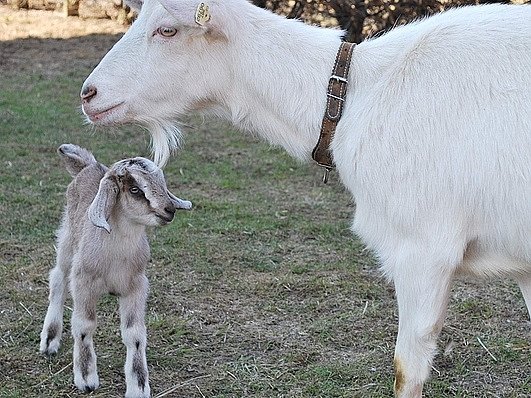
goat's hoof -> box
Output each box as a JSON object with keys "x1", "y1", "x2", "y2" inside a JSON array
[
  {"x1": 84, "y1": 385, "x2": 96, "y2": 393},
  {"x1": 39, "y1": 323, "x2": 63, "y2": 355},
  {"x1": 125, "y1": 385, "x2": 151, "y2": 398},
  {"x1": 40, "y1": 348, "x2": 58, "y2": 357},
  {"x1": 74, "y1": 373, "x2": 100, "y2": 394},
  {"x1": 76, "y1": 382, "x2": 99, "y2": 394},
  {"x1": 125, "y1": 392, "x2": 150, "y2": 398},
  {"x1": 39, "y1": 340, "x2": 61, "y2": 356}
]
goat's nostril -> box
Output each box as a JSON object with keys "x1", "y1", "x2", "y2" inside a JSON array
[{"x1": 81, "y1": 85, "x2": 97, "y2": 102}]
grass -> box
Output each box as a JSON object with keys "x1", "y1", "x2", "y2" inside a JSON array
[{"x1": 1, "y1": 31, "x2": 530, "y2": 398}]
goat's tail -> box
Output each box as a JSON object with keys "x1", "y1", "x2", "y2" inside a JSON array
[{"x1": 58, "y1": 144, "x2": 98, "y2": 177}]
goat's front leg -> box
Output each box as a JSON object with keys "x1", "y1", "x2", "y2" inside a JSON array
[
  {"x1": 119, "y1": 274, "x2": 150, "y2": 398},
  {"x1": 389, "y1": 247, "x2": 456, "y2": 398},
  {"x1": 517, "y1": 274, "x2": 531, "y2": 321},
  {"x1": 71, "y1": 276, "x2": 102, "y2": 392},
  {"x1": 40, "y1": 250, "x2": 70, "y2": 355}
]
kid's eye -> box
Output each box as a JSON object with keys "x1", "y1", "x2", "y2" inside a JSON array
[
  {"x1": 157, "y1": 27, "x2": 178, "y2": 37},
  {"x1": 129, "y1": 186, "x2": 142, "y2": 195}
]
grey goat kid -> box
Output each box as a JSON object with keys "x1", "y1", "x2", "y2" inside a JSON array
[{"x1": 39, "y1": 144, "x2": 192, "y2": 398}]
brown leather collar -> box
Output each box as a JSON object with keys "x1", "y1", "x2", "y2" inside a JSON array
[{"x1": 312, "y1": 42, "x2": 356, "y2": 183}]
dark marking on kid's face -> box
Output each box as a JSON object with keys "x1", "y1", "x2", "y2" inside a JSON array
[{"x1": 127, "y1": 158, "x2": 149, "y2": 171}]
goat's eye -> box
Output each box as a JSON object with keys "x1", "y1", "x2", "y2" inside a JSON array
[
  {"x1": 129, "y1": 186, "x2": 142, "y2": 195},
  {"x1": 157, "y1": 27, "x2": 178, "y2": 37}
]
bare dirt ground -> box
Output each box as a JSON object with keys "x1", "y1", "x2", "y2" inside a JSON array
[
  {"x1": 0, "y1": 5, "x2": 127, "y2": 74},
  {"x1": 0, "y1": 5, "x2": 127, "y2": 40}
]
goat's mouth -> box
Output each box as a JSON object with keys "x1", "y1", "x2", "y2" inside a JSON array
[
  {"x1": 83, "y1": 102, "x2": 126, "y2": 125},
  {"x1": 155, "y1": 214, "x2": 174, "y2": 224}
]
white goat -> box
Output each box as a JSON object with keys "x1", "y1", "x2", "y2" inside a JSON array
[
  {"x1": 80, "y1": 1, "x2": 531, "y2": 396},
  {"x1": 39, "y1": 144, "x2": 192, "y2": 397}
]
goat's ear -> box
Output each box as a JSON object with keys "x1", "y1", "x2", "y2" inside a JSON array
[
  {"x1": 58, "y1": 143, "x2": 97, "y2": 177},
  {"x1": 168, "y1": 190, "x2": 193, "y2": 210},
  {"x1": 88, "y1": 174, "x2": 119, "y2": 233},
  {"x1": 159, "y1": 0, "x2": 212, "y2": 28}
]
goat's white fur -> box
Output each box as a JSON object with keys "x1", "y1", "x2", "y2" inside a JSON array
[
  {"x1": 81, "y1": 1, "x2": 531, "y2": 396},
  {"x1": 39, "y1": 144, "x2": 192, "y2": 397}
]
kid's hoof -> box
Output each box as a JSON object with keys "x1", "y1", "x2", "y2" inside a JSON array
[
  {"x1": 39, "y1": 323, "x2": 62, "y2": 355},
  {"x1": 40, "y1": 339, "x2": 61, "y2": 356},
  {"x1": 125, "y1": 384, "x2": 151, "y2": 398},
  {"x1": 84, "y1": 385, "x2": 96, "y2": 393},
  {"x1": 74, "y1": 373, "x2": 100, "y2": 394}
]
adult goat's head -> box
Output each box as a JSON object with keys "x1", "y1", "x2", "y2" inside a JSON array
[
  {"x1": 89, "y1": 157, "x2": 192, "y2": 233},
  {"x1": 81, "y1": 0, "x2": 233, "y2": 167}
]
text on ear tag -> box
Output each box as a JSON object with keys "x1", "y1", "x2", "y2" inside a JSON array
[{"x1": 195, "y1": 2, "x2": 211, "y2": 26}]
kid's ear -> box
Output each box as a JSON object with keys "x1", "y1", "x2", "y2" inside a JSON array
[
  {"x1": 88, "y1": 173, "x2": 119, "y2": 233},
  {"x1": 168, "y1": 190, "x2": 193, "y2": 210},
  {"x1": 57, "y1": 143, "x2": 97, "y2": 178}
]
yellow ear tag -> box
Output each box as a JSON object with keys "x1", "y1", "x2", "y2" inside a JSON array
[{"x1": 195, "y1": 3, "x2": 211, "y2": 26}]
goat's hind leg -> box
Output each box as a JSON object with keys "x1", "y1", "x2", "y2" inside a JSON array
[
  {"x1": 71, "y1": 277, "x2": 101, "y2": 392},
  {"x1": 40, "y1": 243, "x2": 71, "y2": 355},
  {"x1": 516, "y1": 273, "x2": 531, "y2": 322},
  {"x1": 119, "y1": 274, "x2": 150, "y2": 398}
]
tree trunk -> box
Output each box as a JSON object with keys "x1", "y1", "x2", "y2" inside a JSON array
[
  {"x1": 63, "y1": 0, "x2": 79, "y2": 16},
  {"x1": 330, "y1": 0, "x2": 367, "y2": 43}
]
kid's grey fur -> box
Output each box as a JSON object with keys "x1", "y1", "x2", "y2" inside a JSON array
[{"x1": 39, "y1": 144, "x2": 192, "y2": 397}]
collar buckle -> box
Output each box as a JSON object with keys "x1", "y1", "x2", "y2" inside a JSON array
[
  {"x1": 322, "y1": 167, "x2": 332, "y2": 184},
  {"x1": 330, "y1": 74, "x2": 348, "y2": 84}
]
